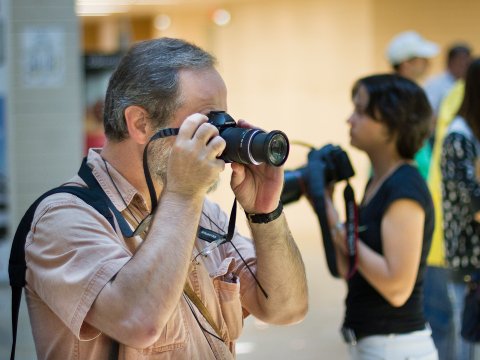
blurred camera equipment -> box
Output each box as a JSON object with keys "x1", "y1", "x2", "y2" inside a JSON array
[
  {"x1": 282, "y1": 144, "x2": 354, "y2": 205},
  {"x1": 207, "y1": 111, "x2": 289, "y2": 167},
  {"x1": 281, "y1": 143, "x2": 358, "y2": 279}
]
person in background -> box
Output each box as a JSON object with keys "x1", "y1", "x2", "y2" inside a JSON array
[
  {"x1": 85, "y1": 99, "x2": 107, "y2": 154},
  {"x1": 386, "y1": 31, "x2": 439, "y2": 84},
  {"x1": 386, "y1": 31, "x2": 439, "y2": 180},
  {"x1": 424, "y1": 44, "x2": 472, "y2": 118},
  {"x1": 441, "y1": 58, "x2": 480, "y2": 360},
  {"x1": 23, "y1": 37, "x2": 308, "y2": 359},
  {"x1": 326, "y1": 74, "x2": 437, "y2": 360},
  {"x1": 423, "y1": 43, "x2": 472, "y2": 360},
  {"x1": 424, "y1": 80, "x2": 466, "y2": 360}
]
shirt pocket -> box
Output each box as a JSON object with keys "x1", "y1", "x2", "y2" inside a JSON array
[
  {"x1": 138, "y1": 303, "x2": 189, "y2": 355},
  {"x1": 212, "y1": 258, "x2": 243, "y2": 341}
]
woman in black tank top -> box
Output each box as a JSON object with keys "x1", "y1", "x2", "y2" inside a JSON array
[{"x1": 325, "y1": 74, "x2": 437, "y2": 359}]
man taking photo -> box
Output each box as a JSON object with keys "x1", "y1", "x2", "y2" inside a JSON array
[{"x1": 22, "y1": 37, "x2": 308, "y2": 360}]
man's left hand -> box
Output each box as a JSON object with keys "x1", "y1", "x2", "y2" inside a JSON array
[{"x1": 230, "y1": 119, "x2": 284, "y2": 214}]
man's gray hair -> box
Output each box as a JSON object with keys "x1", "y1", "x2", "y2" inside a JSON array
[{"x1": 103, "y1": 37, "x2": 216, "y2": 141}]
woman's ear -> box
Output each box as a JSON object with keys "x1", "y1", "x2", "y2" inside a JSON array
[{"x1": 124, "y1": 105, "x2": 149, "y2": 144}]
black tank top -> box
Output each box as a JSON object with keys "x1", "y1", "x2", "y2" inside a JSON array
[{"x1": 344, "y1": 164, "x2": 434, "y2": 336}]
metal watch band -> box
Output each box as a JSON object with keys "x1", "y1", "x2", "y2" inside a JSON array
[{"x1": 245, "y1": 202, "x2": 283, "y2": 224}]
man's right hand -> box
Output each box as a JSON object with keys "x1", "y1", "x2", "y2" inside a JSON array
[{"x1": 165, "y1": 113, "x2": 226, "y2": 198}]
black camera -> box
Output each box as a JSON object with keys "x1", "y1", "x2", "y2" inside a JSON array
[
  {"x1": 281, "y1": 143, "x2": 357, "y2": 279},
  {"x1": 207, "y1": 111, "x2": 289, "y2": 167},
  {"x1": 281, "y1": 144, "x2": 355, "y2": 204}
]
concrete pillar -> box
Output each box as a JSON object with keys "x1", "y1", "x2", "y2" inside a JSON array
[{"x1": 0, "y1": 0, "x2": 83, "y2": 281}]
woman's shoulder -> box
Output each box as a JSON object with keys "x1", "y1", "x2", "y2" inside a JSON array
[
  {"x1": 389, "y1": 163, "x2": 422, "y2": 183},
  {"x1": 384, "y1": 164, "x2": 431, "y2": 204}
]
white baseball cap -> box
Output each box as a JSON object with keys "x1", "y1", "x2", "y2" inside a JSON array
[{"x1": 386, "y1": 31, "x2": 439, "y2": 65}]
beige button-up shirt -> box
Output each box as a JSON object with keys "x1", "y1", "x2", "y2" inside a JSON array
[{"x1": 25, "y1": 149, "x2": 257, "y2": 359}]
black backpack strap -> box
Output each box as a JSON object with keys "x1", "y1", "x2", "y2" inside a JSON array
[
  {"x1": 9, "y1": 158, "x2": 145, "y2": 359},
  {"x1": 8, "y1": 185, "x2": 115, "y2": 360},
  {"x1": 78, "y1": 158, "x2": 136, "y2": 238}
]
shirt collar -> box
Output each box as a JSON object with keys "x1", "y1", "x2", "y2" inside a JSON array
[{"x1": 86, "y1": 149, "x2": 146, "y2": 212}]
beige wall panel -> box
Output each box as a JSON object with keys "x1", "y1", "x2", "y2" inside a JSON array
[
  {"x1": 153, "y1": 10, "x2": 212, "y2": 47},
  {"x1": 202, "y1": 0, "x2": 374, "y2": 240}
]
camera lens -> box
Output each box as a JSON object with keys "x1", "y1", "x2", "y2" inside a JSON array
[
  {"x1": 266, "y1": 132, "x2": 289, "y2": 166},
  {"x1": 219, "y1": 128, "x2": 289, "y2": 167},
  {"x1": 250, "y1": 131, "x2": 289, "y2": 166}
]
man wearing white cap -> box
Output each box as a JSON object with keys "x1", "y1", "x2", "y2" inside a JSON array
[
  {"x1": 387, "y1": 30, "x2": 439, "y2": 83},
  {"x1": 386, "y1": 31, "x2": 439, "y2": 180}
]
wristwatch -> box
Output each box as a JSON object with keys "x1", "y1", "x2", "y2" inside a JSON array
[{"x1": 245, "y1": 202, "x2": 283, "y2": 224}]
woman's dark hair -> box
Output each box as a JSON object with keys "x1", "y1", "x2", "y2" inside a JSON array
[
  {"x1": 352, "y1": 74, "x2": 432, "y2": 159},
  {"x1": 457, "y1": 58, "x2": 480, "y2": 139}
]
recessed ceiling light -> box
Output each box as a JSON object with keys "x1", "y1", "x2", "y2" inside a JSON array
[
  {"x1": 212, "y1": 9, "x2": 231, "y2": 26},
  {"x1": 154, "y1": 14, "x2": 171, "y2": 31}
]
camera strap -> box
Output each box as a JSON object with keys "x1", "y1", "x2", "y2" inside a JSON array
[
  {"x1": 144, "y1": 128, "x2": 269, "y2": 299},
  {"x1": 343, "y1": 182, "x2": 358, "y2": 279},
  {"x1": 306, "y1": 156, "x2": 358, "y2": 279},
  {"x1": 305, "y1": 158, "x2": 339, "y2": 277},
  {"x1": 142, "y1": 127, "x2": 179, "y2": 212}
]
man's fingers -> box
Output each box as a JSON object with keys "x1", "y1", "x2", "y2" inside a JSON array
[
  {"x1": 176, "y1": 114, "x2": 208, "y2": 140},
  {"x1": 206, "y1": 136, "x2": 226, "y2": 159},
  {"x1": 194, "y1": 122, "x2": 220, "y2": 144}
]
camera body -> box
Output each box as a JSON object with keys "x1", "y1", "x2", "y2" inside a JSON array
[
  {"x1": 281, "y1": 144, "x2": 355, "y2": 204},
  {"x1": 316, "y1": 144, "x2": 355, "y2": 184},
  {"x1": 207, "y1": 111, "x2": 289, "y2": 167},
  {"x1": 207, "y1": 110, "x2": 237, "y2": 131}
]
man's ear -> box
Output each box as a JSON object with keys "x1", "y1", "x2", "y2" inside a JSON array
[{"x1": 124, "y1": 105, "x2": 149, "y2": 144}]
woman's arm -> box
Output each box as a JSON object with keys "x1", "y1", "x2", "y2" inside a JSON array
[{"x1": 356, "y1": 199, "x2": 425, "y2": 307}]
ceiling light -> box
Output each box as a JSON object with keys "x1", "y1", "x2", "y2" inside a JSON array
[
  {"x1": 154, "y1": 14, "x2": 171, "y2": 31},
  {"x1": 76, "y1": 1, "x2": 128, "y2": 16},
  {"x1": 212, "y1": 9, "x2": 231, "y2": 27}
]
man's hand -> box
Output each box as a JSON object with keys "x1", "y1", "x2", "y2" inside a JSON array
[
  {"x1": 165, "y1": 113, "x2": 226, "y2": 198},
  {"x1": 230, "y1": 119, "x2": 284, "y2": 214}
]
